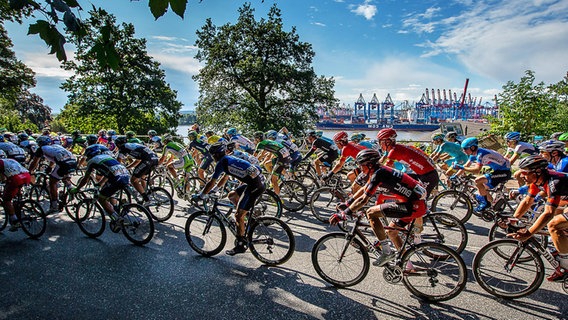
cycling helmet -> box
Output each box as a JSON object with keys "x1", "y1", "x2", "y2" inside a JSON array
[
  {"x1": 316, "y1": 130, "x2": 323, "y2": 138},
  {"x1": 254, "y1": 131, "x2": 265, "y2": 140},
  {"x1": 306, "y1": 130, "x2": 318, "y2": 138},
  {"x1": 518, "y1": 155, "x2": 549, "y2": 171},
  {"x1": 98, "y1": 129, "x2": 107, "y2": 136},
  {"x1": 0, "y1": 150, "x2": 6, "y2": 159},
  {"x1": 187, "y1": 130, "x2": 198, "y2": 140},
  {"x1": 209, "y1": 141, "x2": 227, "y2": 159},
  {"x1": 558, "y1": 132, "x2": 568, "y2": 142},
  {"x1": 461, "y1": 137, "x2": 478, "y2": 149},
  {"x1": 550, "y1": 132, "x2": 563, "y2": 140},
  {"x1": 36, "y1": 136, "x2": 51, "y2": 147},
  {"x1": 355, "y1": 149, "x2": 382, "y2": 166},
  {"x1": 226, "y1": 141, "x2": 236, "y2": 152},
  {"x1": 539, "y1": 140, "x2": 565, "y2": 153},
  {"x1": 359, "y1": 133, "x2": 367, "y2": 140},
  {"x1": 445, "y1": 131, "x2": 457, "y2": 140},
  {"x1": 114, "y1": 136, "x2": 127, "y2": 146},
  {"x1": 163, "y1": 134, "x2": 173, "y2": 143},
  {"x1": 126, "y1": 131, "x2": 135, "y2": 139},
  {"x1": 504, "y1": 131, "x2": 521, "y2": 141},
  {"x1": 227, "y1": 128, "x2": 238, "y2": 136},
  {"x1": 431, "y1": 132, "x2": 445, "y2": 141},
  {"x1": 86, "y1": 134, "x2": 98, "y2": 146},
  {"x1": 265, "y1": 130, "x2": 278, "y2": 140},
  {"x1": 350, "y1": 133, "x2": 362, "y2": 142},
  {"x1": 84, "y1": 145, "x2": 103, "y2": 159},
  {"x1": 376, "y1": 128, "x2": 397, "y2": 141},
  {"x1": 71, "y1": 130, "x2": 80, "y2": 138},
  {"x1": 333, "y1": 131, "x2": 348, "y2": 143},
  {"x1": 107, "y1": 129, "x2": 117, "y2": 136},
  {"x1": 18, "y1": 133, "x2": 29, "y2": 142},
  {"x1": 147, "y1": 130, "x2": 157, "y2": 137}
]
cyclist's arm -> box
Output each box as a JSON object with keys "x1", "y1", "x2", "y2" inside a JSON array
[
  {"x1": 513, "y1": 193, "x2": 535, "y2": 219},
  {"x1": 76, "y1": 167, "x2": 94, "y2": 190}
]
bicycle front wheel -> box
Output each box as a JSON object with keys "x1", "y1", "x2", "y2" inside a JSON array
[
  {"x1": 430, "y1": 190, "x2": 473, "y2": 224},
  {"x1": 488, "y1": 223, "x2": 548, "y2": 263},
  {"x1": 121, "y1": 204, "x2": 154, "y2": 245},
  {"x1": 75, "y1": 199, "x2": 106, "y2": 238},
  {"x1": 19, "y1": 200, "x2": 47, "y2": 239},
  {"x1": 401, "y1": 242, "x2": 467, "y2": 302},
  {"x1": 185, "y1": 210, "x2": 227, "y2": 256},
  {"x1": 279, "y1": 180, "x2": 307, "y2": 212},
  {"x1": 254, "y1": 189, "x2": 283, "y2": 218},
  {"x1": 422, "y1": 212, "x2": 468, "y2": 256},
  {"x1": 309, "y1": 187, "x2": 344, "y2": 223},
  {"x1": 473, "y1": 239, "x2": 544, "y2": 299},
  {"x1": 146, "y1": 187, "x2": 175, "y2": 222},
  {"x1": 248, "y1": 217, "x2": 295, "y2": 266},
  {"x1": 311, "y1": 232, "x2": 370, "y2": 288}
]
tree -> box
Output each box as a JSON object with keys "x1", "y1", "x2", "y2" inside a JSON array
[
  {"x1": 59, "y1": 8, "x2": 182, "y2": 134},
  {"x1": 193, "y1": 3, "x2": 336, "y2": 135},
  {"x1": 0, "y1": 23, "x2": 35, "y2": 105},
  {"x1": 14, "y1": 91, "x2": 52, "y2": 128},
  {"x1": 548, "y1": 72, "x2": 568, "y2": 133}
]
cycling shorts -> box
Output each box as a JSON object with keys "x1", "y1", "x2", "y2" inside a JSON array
[
  {"x1": 409, "y1": 170, "x2": 439, "y2": 197},
  {"x1": 485, "y1": 170, "x2": 512, "y2": 189},
  {"x1": 200, "y1": 155, "x2": 213, "y2": 170},
  {"x1": 2, "y1": 173, "x2": 31, "y2": 202},
  {"x1": 51, "y1": 159, "x2": 78, "y2": 180},
  {"x1": 99, "y1": 176, "x2": 130, "y2": 199},
  {"x1": 373, "y1": 200, "x2": 426, "y2": 228},
  {"x1": 234, "y1": 177, "x2": 266, "y2": 211},
  {"x1": 133, "y1": 158, "x2": 159, "y2": 178},
  {"x1": 318, "y1": 152, "x2": 338, "y2": 167}
]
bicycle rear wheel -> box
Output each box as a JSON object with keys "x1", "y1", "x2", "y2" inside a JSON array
[
  {"x1": 311, "y1": 232, "x2": 370, "y2": 287},
  {"x1": 75, "y1": 199, "x2": 106, "y2": 238},
  {"x1": 248, "y1": 217, "x2": 295, "y2": 266},
  {"x1": 422, "y1": 212, "x2": 468, "y2": 257},
  {"x1": 309, "y1": 186, "x2": 344, "y2": 223},
  {"x1": 401, "y1": 242, "x2": 467, "y2": 302},
  {"x1": 145, "y1": 187, "x2": 175, "y2": 222},
  {"x1": 150, "y1": 173, "x2": 174, "y2": 197},
  {"x1": 121, "y1": 203, "x2": 154, "y2": 245},
  {"x1": 279, "y1": 180, "x2": 307, "y2": 212},
  {"x1": 254, "y1": 189, "x2": 283, "y2": 218},
  {"x1": 473, "y1": 239, "x2": 544, "y2": 299},
  {"x1": 430, "y1": 190, "x2": 473, "y2": 224},
  {"x1": 185, "y1": 210, "x2": 227, "y2": 256},
  {"x1": 19, "y1": 200, "x2": 47, "y2": 239}
]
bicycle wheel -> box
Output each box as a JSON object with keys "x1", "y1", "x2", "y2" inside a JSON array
[
  {"x1": 0, "y1": 207, "x2": 6, "y2": 231},
  {"x1": 311, "y1": 233, "x2": 370, "y2": 287},
  {"x1": 488, "y1": 222, "x2": 547, "y2": 263},
  {"x1": 309, "y1": 187, "x2": 345, "y2": 223},
  {"x1": 30, "y1": 184, "x2": 51, "y2": 214},
  {"x1": 145, "y1": 187, "x2": 175, "y2": 222},
  {"x1": 296, "y1": 173, "x2": 319, "y2": 195},
  {"x1": 183, "y1": 176, "x2": 206, "y2": 199},
  {"x1": 19, "y1": 200, "x2": 47, "y2": 239},
  {"x1": 279, "y1": 180, "x2": 307, "y2": 212},
  {"x1": 254, "y1": 189, "x2": 283, "y2": 218},
  {"x1": 422, "y1": 212, "x2": 468, "y2": 256},
  {"x1": 430, "y1": 190, "x2": 473, "y2": 224},
  {"x1": 473, "y1": 239, "x2": 544, "y2": 299},
  {"x1": 121, "y1": 203, "x2": 154, "y2": 245},
  {"x1": 75, "y1": 198, "x2": 106, "y2": 238},
  {"x1": 401, "y1": 242, "x2": 467, "y2": 302},
  {"x1": 150, "y1": 174, "x2": 174, "y2": 197},
  {"x1": 248, "y1": 216, "x2": 295, "y2": 266},
  {"x1": 185, "y1": 210, "x2": 227, "y2": 256}
]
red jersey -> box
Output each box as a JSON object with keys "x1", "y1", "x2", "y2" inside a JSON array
[
  {"x1": 385, "y1": 144, "x2": 436, "y2": 175},
  {"x1": 340, "y1": 142, "x2": 367, "y2": 161}
]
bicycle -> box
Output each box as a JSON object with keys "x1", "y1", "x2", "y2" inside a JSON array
[
  {"x1": 151, "y1": 164, "x2": 204, "y2": 202},
  {"x1": 0, "y1": 184, "x2": 47, "y2": 239},
  {"x1": 311, "y1": 210, "x2": 467, "y2": 302},
  {"x1": 125, "y1": 167, "x2": 175, "y2": 222},
  {"x1": 473, "y1": 218, "x2": 568, "y2": 299},
  {"x1": 184, "y1": 194, "x2": 295, "y2": 266},
  {"x1": 74, "y1": 187, "x2": 155, "y2": 245}
]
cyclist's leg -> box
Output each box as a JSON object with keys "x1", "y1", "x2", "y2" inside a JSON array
[{"x1": 549, "y1": 206, "x2": 568, "y2": 255}]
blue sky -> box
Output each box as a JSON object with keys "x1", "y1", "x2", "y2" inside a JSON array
[{"x1": 5, "y1": 0, "x2": 568, "y2": 113}]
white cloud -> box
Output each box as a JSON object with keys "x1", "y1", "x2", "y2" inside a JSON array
[
  {"x1": 19, "y1": 52, "x2": 74, "y2": 79},
  {"x1": 350, "y1": 1, "x2": 378, "y2": 20},
  {"x1": 150, "y1": 53, "x2": 202, "y2": 75},
  {"x1": 151, "y1": 35, "x2": 188, "y2": 42},
  {"x1": 311, "y1": 22, "x2": 327, "y2": 27}
]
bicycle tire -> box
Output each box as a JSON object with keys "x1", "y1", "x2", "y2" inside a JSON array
[
  {"x1": 279, "y1": 180, "x2": 307, "y2": 212},
  {"x1": 473, "y1": 239, "x2": 544, "y2": 299},
  {"x1": 488, "y1": 223, "x2": 548, "y2": 263},
  {"x1": 150, "y1": 174, "x2": 174, "y2": 197},
  {"x1": 0, "y1": 207, "x2": 7, "y2": 231},
  {"x1": 121, "y1": 203, "x2": 155, "y2": 245},
  {"x1": 422, "y1": 212, "x2": 468, "y2": 256},
  {"x1": 75, "y1": 198, "x2": 106, "y2": 238},
  {"x1": 19, "y1": 200, "x2": 47, "y2": 239},
  {"x1": 145, "y1": 187, "x2": 175, "y2": 222},
  {"x1": 181, "y1": 176, "x2": 206, "y2": 200},
  {"x1": 29, "y1": 184, "x2": 50, "y2": 214},
  {"x1": 247, "y1": 216, "x2": 295, "y2": 266},
  {"x1": 296, "y1": 173, "x2": 319, "y2": 195},
  {"x1": 401, "y1": 242, "x2": 467, "y2": 302},
  {"x1": 430, "y1": 190, "x2": 473, "y2": 224},
  {"x1": 254, "y1": 189, "x2": 283, "y2": 218},
  {"x1": 309, "y1": 186, "x2": 345, "y2": 223},
  {"x1": 185, "y1": 210, "x2": 227, "y2": 256},
  {"x1": 311, "y1": 232, "x2": 370, "y2": 287}
]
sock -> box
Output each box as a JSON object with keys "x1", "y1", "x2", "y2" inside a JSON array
[
  {"x1": 558, "y1": 254, "x2": 568, "y2": 269},
  {"x1": 381, "y1": 240, "x2": 392, "y2": 254}
]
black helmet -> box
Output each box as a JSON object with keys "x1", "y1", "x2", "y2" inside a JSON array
[
  {"x1": 307, "y1": 130, "x2": 317, "y2": 137},
  {"x1": 253, "y1": 131, "x2": 265, "y2": 140},
  {"x1": 84, "y1": 145, "x2": 103, "y2": 159},
  {"x1": 445, "y1": 131, "x2": 457, "y2": 140},
  {"x1": 226, "y1": 141, "x2": 236, "y2": 152},
  {"x1": 86, "y1": 134, "x2": 98, "y2": 146},
  {"x1": 355, "y1": 149, "x2": 382, "y2": 167},
  {"x1": 518, "y1": 155, "x2": 549, "y2": 171},
  {"x1": 115, "y1": 136, "x2": 127, "y2": 146},
  {"x1": 71, "y1": 130, "x2": 81, "y2": 138},
  {"x1": 36, "y1": 135, "x2": 52, "y2": 147}
]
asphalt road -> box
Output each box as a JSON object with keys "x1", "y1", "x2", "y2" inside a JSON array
[{"x1": 1, "y1": 196, "x2": 567, "y2": 320}]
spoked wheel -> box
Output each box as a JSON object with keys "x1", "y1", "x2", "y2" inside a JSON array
[
  {"x1": 401, "y1": 242, "x2": 467, "y2": 302},
  {"x1": 311, "y1": 232, "x2": 370, "y2": 287},
  {"x1": 488, "y1": 222, "x2": 547, "y2": 262},
  {"x1": 19, "y1": 200, "x2": 47, "y2": 239},
  {"x1": 309, "y1": 187, "x2": 346, "y2": 223},
  {"x1": 0, "y1": 206, "x2": 7, "y2": 231},
  {"x1": 279, "y1": 180, "x2": 307, "y2": 212},
  {"x1": 145, "y1": 187, "x2": 175, "y2": 222},
  {"x1": 430, "y1": 190, "x2": 473, "y2": 224},
  {"x1": 149, "y1": 173, "x2": 174, "y2": 197},
  {"x1": 247, "y1": 217, "x2": 295, "y2": 266},
  {"x1": 473, "y1": 239, "x2": 544, "y2": 299},
  {"x1": 254, "y1": 189, "x2": 283, "y2": 218},
  {"x1": 120, "y1": 203, "x2": 154, "y2": 245},
  {"x1": 185, "y1": 210, "x2": 227, "y2": 256},
  {"x1": 422, "y1": 212, "x2": 468, "y2": 258},
  {"x1": 30, "y1": 185, "x2": 51, "y2": 214},
  {"x1": 75, "y1": 198, "x2": 106, "y2": 238}
]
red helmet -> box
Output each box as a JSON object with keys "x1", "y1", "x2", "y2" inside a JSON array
[
  {"x1": 377, "y1": 128, "x2": 397, "y2": 141},
  {"x1": 333, "y1": 131, "x2": 348, "y2": 142}
]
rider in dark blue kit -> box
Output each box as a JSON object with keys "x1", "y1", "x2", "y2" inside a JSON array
[{"x1": 193, "y1": 142, "x2": 266, "y2": 256}]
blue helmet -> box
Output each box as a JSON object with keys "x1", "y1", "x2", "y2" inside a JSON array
[
  {"x1": 85, "y1": 145, "x2": 103, "y2": 159},
  {"x1": 36, "y1": 135, "x2": 52, "y2": 147},
  {"x1": 265, "y1": 130, "x2": 278, "y2": 140},
  {"x1": 461, "y1": 137, "x2": 478, "y2": 149},
  {"x1": 504, "y1": 131, "x2": 521, "y2": 141},
  {"x1": 227, "y1": 128, "x2": 238, "y2": 136}
]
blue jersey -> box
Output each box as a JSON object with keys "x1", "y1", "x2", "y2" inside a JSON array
[
  {"x1": 555, "y1": 156, "x2": 568, "y2": 173},
  {"x1": 87, "y1": 154, "x2": 130, "y2": 180},
  {"x1": 188, "y1": 139, "x2": 210, "y2": 156},
  {"x1": 470, "y1": 148, "x2": 510, "y2": 171},
  {"x1": 435, "y1": 141, "x2": 468, "y2": 164},
  {"x1": 211, "y1": 155, "x2": 262, "y2": 185}
]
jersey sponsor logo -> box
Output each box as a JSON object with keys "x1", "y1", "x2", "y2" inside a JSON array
[{"x1": 394, "y1": 183, "x2": 412, "y2": 197}]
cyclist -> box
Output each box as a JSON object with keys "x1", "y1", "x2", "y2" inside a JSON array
[
  {"x1": 430, "y1": 132, "x2": 468, "y2": 177},
  {"x1": 193, "y1": 142, "x2": 266, "y2": 256},
  {"x1": 323, "y1": 131, "x2": 367, "y2": 186},
  {"x1": 445, "y1": 131, "x2": 459, "y2": 143},
  {"x1": 509, "y1": 155, "x2": 568, "y2": 281},
  {"x1": 329, "y1": 149, "x2": 428, "y2": 267},
  {"x1": 159, "y1": 134, "x2": 196, "y2": 187},
  {"x1": 97, "y1": 129, "x2": 109, "y2": 146},
  {"x1": 253, "y1": 131, "x2": 291, "y2": 196},
  {"x1": 28, "y1": 136, "x2": 77, "y2": 213},
  {"x1": 70, "y1": 145, "x2": 130, "y2": 229},
  {"x1": 454, "y1": 137, "x2": 511, "y2": 212},
  {"x1": 204, "y1": 130, "x2": 224, "y2": 144},
  {"x1": 504, "y1": 131, "x2": 537, "y2": 187},
  {"x1": 115, "y1": 136, "x2": 159, "y2": 204},
  {"x1": 126, "y1": 131, "x2": 142, "y2": 144},
  {"x1": 18, "y1": 133, "x2": 38, "y2": 160},
  {"x1": 303, "y1": 130, "x2": 339, "y2": 177},
  {"x1": 538, "y1": 141, "x2": 568, "y2": 173},
  {"x1": 147, "y1": 130, "x2": 163, "y2": 150},
  {"x1": 107, "y1": 130, "x2": 118, "y2": 151},
  {"x1": 226, "y1": 127, "x2": 255, "y2": 154},
  {"x1": 0, "y1": 136, "x2": 27, "y2": 164},
  {"x1": 0, "y1": 150, "x2": 32, "y2": 231},
  {"x1": 266, "y1": 130, "x2": 302, "y2": 171},
  {"x1": 187, "y1": 130, "x2": 213, "y2": 182}
]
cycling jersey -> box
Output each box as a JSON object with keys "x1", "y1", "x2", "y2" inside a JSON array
[
  {"x1": 359, "y1": 140, "x2": 374, "y2": 149},
  {"x1": 255, "y1": 140, "x2": 291, "y2": 162},
  {"x1": 211, "y1": 155, "x2": 263, "y2": 185},
  {"x1": 188, "y1": 139, "x2": 210, "y2": 156},
  {"x1": 206, "y1": 135, "x2": 223, "y2": 144},
  {"x1": 340, "y1": 142, "x2": 367, "y2": 162},
  {"x1": 434, "y1": 141, "x2": 468, "y2": 165},
  {"x1": 0, "y1": 159, "x2": 31, "y2": 201},
  {"x1": 72, "y1": 136, "x2": 87, "y2": 149},
  {"x1": 128, "y1": 138, "x2": 143, "y2": 144},
  {"x1": 304, "y1": 138, "x2": 339, "y2": 160},
  {"x1": 232, "y1": 149, "x2": 260, "y2": 165},
  {"x1": 506, "y1": 141, "x2": 537, "y2": 156},
  {"x1": 527, "y1": 170, "x2": 568, "y2": 207},
  {"x1": 87, "y1": 154, "x2": 130, "y2": 180},
  {"x1": 554, "y1": 156, "x2": 568, "y2": 173},
  {"x1": 385, "y1": 144, "x2": 436, "y2": 175},
  {"x1": 163, "y1": 141, "x2": 189, "y2": 159},
  {"x1": 230, "y1": 134, "x2": 255, "y2": 153},
  {"x1": 0, "y1": 158, "x2": 29, "y2": 178},
  {"x1": 34, "y1": 144, "x2": 76, "y2": 165},
  {"x1": 364, "y1": 166, "x2": 422, "y2": 201},
  {"x1": 19, "y1": 140, "x2": 39, "y2": 155},
  {"x1": 118, "y1": 143, "x2": 158, "y2": 162},
  {"x1": 0, "y1": 142, "x2": 26, "y2": 162},
  {"x1": 470, "y1": 148, "x2": 511, "y2": 171}
]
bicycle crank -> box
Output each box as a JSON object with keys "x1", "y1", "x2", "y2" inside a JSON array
[{"x1": 382, "y1": 265, "x2": 403, "y2": 284}]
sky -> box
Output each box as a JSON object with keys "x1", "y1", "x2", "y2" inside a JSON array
[{"x1": 5, "y1": 0, "x2": 568, "y2": 113}]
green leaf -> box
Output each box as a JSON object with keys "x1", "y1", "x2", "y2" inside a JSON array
[
  {"x1": 63, "y1": 0, "x2": 81, "y2": 8},
  {"x1": 169, "y1": 0, "x2": 187, "y2": 19},
  {"x1": 28, "y1": 20, "x2": 51, "y2": 36},
  {"x1": 105, "y1": 44, "x2": 120, "y2": 70},
  {"x1": 149, "y1": 0, "x2": 169, "y2": 19},
  {"x1": 28, "y1": 21, "x2": 68, "y2": 61}
]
